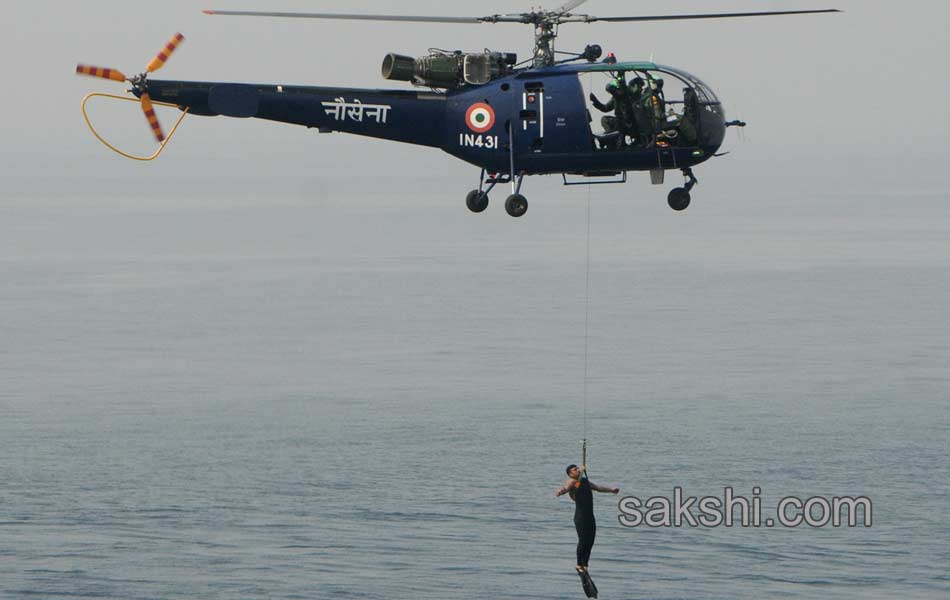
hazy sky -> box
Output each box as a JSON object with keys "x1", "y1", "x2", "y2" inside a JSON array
[{"x1": 2, "y1": 0, "x2": 949, "y2": 200}]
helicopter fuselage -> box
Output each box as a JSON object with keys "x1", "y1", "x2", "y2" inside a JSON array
[
  {"x1": 145, "y1": 61, "x2": 726, "y2": 177},
  {"x1": 76, "y1": 6, "x2": 839, "y2": 215}
]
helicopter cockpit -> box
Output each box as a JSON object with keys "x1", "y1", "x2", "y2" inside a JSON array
[{"x1": 581, "y1": 64, "x2": 725, "y2": 152}]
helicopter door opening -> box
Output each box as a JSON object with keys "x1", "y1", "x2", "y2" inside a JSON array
[
  {"x1": 519, "y1": 82, "x2": 544, "y2": 153},
  {"x1": 582, "y1": 70, "x2": 705, "y2": 151}
]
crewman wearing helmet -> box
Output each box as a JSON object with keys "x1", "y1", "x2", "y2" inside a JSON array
[
  {"x1": 627, "y1": 77, "x2": 650, "y2": 145},
  {"x1": 641, "y1": 78, "x2": 667, "y2": 145},
  {"x1": 589, "y1": 78, "x2": 636, "y2": 147},
  {"x1": 677, "y1": 86, "x2": 700, "y2": 146}
]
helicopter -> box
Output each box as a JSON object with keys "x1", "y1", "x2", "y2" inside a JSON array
[{"x1": 75, "y1": 1, "x2": 840, "y2": 217}]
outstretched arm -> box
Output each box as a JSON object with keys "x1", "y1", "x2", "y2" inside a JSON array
[
  {"x1": 555, "y1": 479, "x2": 578, "y2": 498},
  {"x1": 589, "y1": 481, "x2": 620, "y2": 494},
  {"x1": 589, "y1": 93, "x2": 614, "y2": 113}
]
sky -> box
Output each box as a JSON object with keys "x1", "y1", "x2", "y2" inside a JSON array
[{"x1": 2, "y1": 0, "x2": 949, "y2": 201}]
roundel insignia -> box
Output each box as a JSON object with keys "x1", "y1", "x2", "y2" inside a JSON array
[{"x1": 465, "y1": 102, "x2": 495, "y2": 133}]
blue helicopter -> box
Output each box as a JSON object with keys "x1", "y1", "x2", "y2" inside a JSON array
[{"x1": 75, "y1": 1, "x2": 839, "y2": 217}]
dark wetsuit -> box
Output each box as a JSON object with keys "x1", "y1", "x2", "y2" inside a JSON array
[{"x1": 573, "y1": 477, "x2": 596, "y2": 567}]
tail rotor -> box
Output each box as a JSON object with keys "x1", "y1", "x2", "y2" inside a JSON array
[{"x1": 75, "y1": 33, "x2": 185, "y2": 144}]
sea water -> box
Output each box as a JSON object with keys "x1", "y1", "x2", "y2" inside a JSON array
[{"x1": 1, "y1": 186, "x2": 948, "y2": 598}]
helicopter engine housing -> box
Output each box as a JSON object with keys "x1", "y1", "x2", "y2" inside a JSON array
[{"x1": 382, "y1": 50, "x2": 516, "y2": 89}]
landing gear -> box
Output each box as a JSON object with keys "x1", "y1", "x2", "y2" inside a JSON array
[
  {"x1": 469, "y1": 125, "x2": 530, "y2": 217},
  {"x1": 470, "y1": 167, "x2": 528, "y2": 217},
  {"x1": 668, "y1": 167, "x2": 698, "y2": 212},
  {"x1": 667, "y1": 187, "x2": 690, "y2": 211},
  {"x1": 465, "y1": 189, "x2": 489, "y2": 213},
  {"x1": 505, "y1": 193, "x2": 528, "y2": 217},
  {"x1": 505, "y1": 171, "x2": 528, "y2": 217},
  {"x1": 503, "y1": 122, "x2": 528, "y2": 218},
  {"x1": 467, "y1": 168, "x2": 501, "y2": 214}
]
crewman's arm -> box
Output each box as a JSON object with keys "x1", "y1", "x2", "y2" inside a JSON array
[
  {"x1": 555, "y1": 479, "x2": 579, "y2": 497},
  {"x1": 589, "y1": 94, "x2": 614, "y2": 113},
  {"x1": 589, "y1": 482, "x2": 620, "y2": 494}
]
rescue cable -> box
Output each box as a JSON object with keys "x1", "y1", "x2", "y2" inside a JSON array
[{"x1": 581, "y1": 172, "x2": 593, "y2": 470}]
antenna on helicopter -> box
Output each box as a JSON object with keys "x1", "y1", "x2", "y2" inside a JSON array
[
  {"x1": 727, "y1": 110, "x2": 749, "y2": 143},
  {"x1": 203, "y1": 3, "x2": 841, "y2": 68}
]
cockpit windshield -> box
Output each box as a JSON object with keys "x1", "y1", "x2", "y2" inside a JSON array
[
  {"x1": 654, "y1": 64, "x2": 721, "y2": 105},
  {"x1": 580, "y1": 64, "x2": 724, "y2": 151}
]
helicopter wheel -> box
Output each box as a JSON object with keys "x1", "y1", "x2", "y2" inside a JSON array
[
  {"x1": 667, "y1": 187, "x2": 691, "y2": 212},
  {"x1": 504, "y1": 194, "x2": 528, "y2": 218},
  {"x1": 466, "y1": 189, "x2": 489, "y2": 213}
]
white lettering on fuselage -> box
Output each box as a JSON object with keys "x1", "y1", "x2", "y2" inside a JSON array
[
  {"x1": 322, "y1": 97, "x2": 391, "y2": 124},
  {"x1": 459, "y1": 133, "x2": 499, "y2": 149}
]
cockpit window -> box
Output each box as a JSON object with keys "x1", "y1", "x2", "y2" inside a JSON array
[
  {"x1": 583, "y1": 67, "x2": 708, "y2": 151},
  {"x1": 654, "y1": 65, "x2": 721, "y2": 104}
]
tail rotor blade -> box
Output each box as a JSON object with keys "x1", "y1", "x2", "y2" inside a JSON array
[
  {"x1": 75, "y1": 64, "x2": 126, "y2": 82},
  {"x1": 146, "y1": 32, "x2": 185, "y2": 73},
  {"x1": 140, "y1": 93, "x2": 166, "y2": 142}
]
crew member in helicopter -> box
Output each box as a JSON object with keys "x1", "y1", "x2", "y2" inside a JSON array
[
  {"x1": 641, "y1": 78, "x2": 668, "y2": 146},
  {"x1": 589, "y1": 79, "x2": 636, "y2": 149},
  {"x1": 675, "y1": 86, "x2": 700, "y2": 146},
  {"x1": 626, "y1": 76, "x2": 650, "y2": 146}
]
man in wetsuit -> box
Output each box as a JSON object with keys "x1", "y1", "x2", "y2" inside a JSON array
[{"x1": 556, "y1": 464, "x2": 620, "y2": 581}]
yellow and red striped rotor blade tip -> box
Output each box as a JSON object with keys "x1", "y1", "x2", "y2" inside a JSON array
[
  {"x1": 75, "y1": 64, "x2": 126, "y2": 82},
  {"x1": 140, "y1": 93, "x2": 166, "y2": 143},
  {"x1": 146, "y1": 33, "x2": 185, "y2": 73}
]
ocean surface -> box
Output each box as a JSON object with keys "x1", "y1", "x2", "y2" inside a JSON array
[{"x1": 1, "y1": 183, "x2": 948, "y2": 599}]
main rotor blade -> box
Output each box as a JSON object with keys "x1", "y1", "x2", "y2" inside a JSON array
[
  {"x1": 583, "y1": 9, "x2": 841, "y2": 23},
  {"x1": 556, "y1": 0, "x2": 589, "y2": 15},
  {"x1": 203, "y1": 10, "x2": 487, "y2": 24}
]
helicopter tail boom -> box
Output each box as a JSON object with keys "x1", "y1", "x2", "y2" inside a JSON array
[{"x1": 145, "y1": 80, "x2": 447, "y2": 148}]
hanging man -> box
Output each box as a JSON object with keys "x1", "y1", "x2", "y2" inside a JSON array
[{"x1": 556, "y1": 463, "x2": 620, "y2": 598}]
